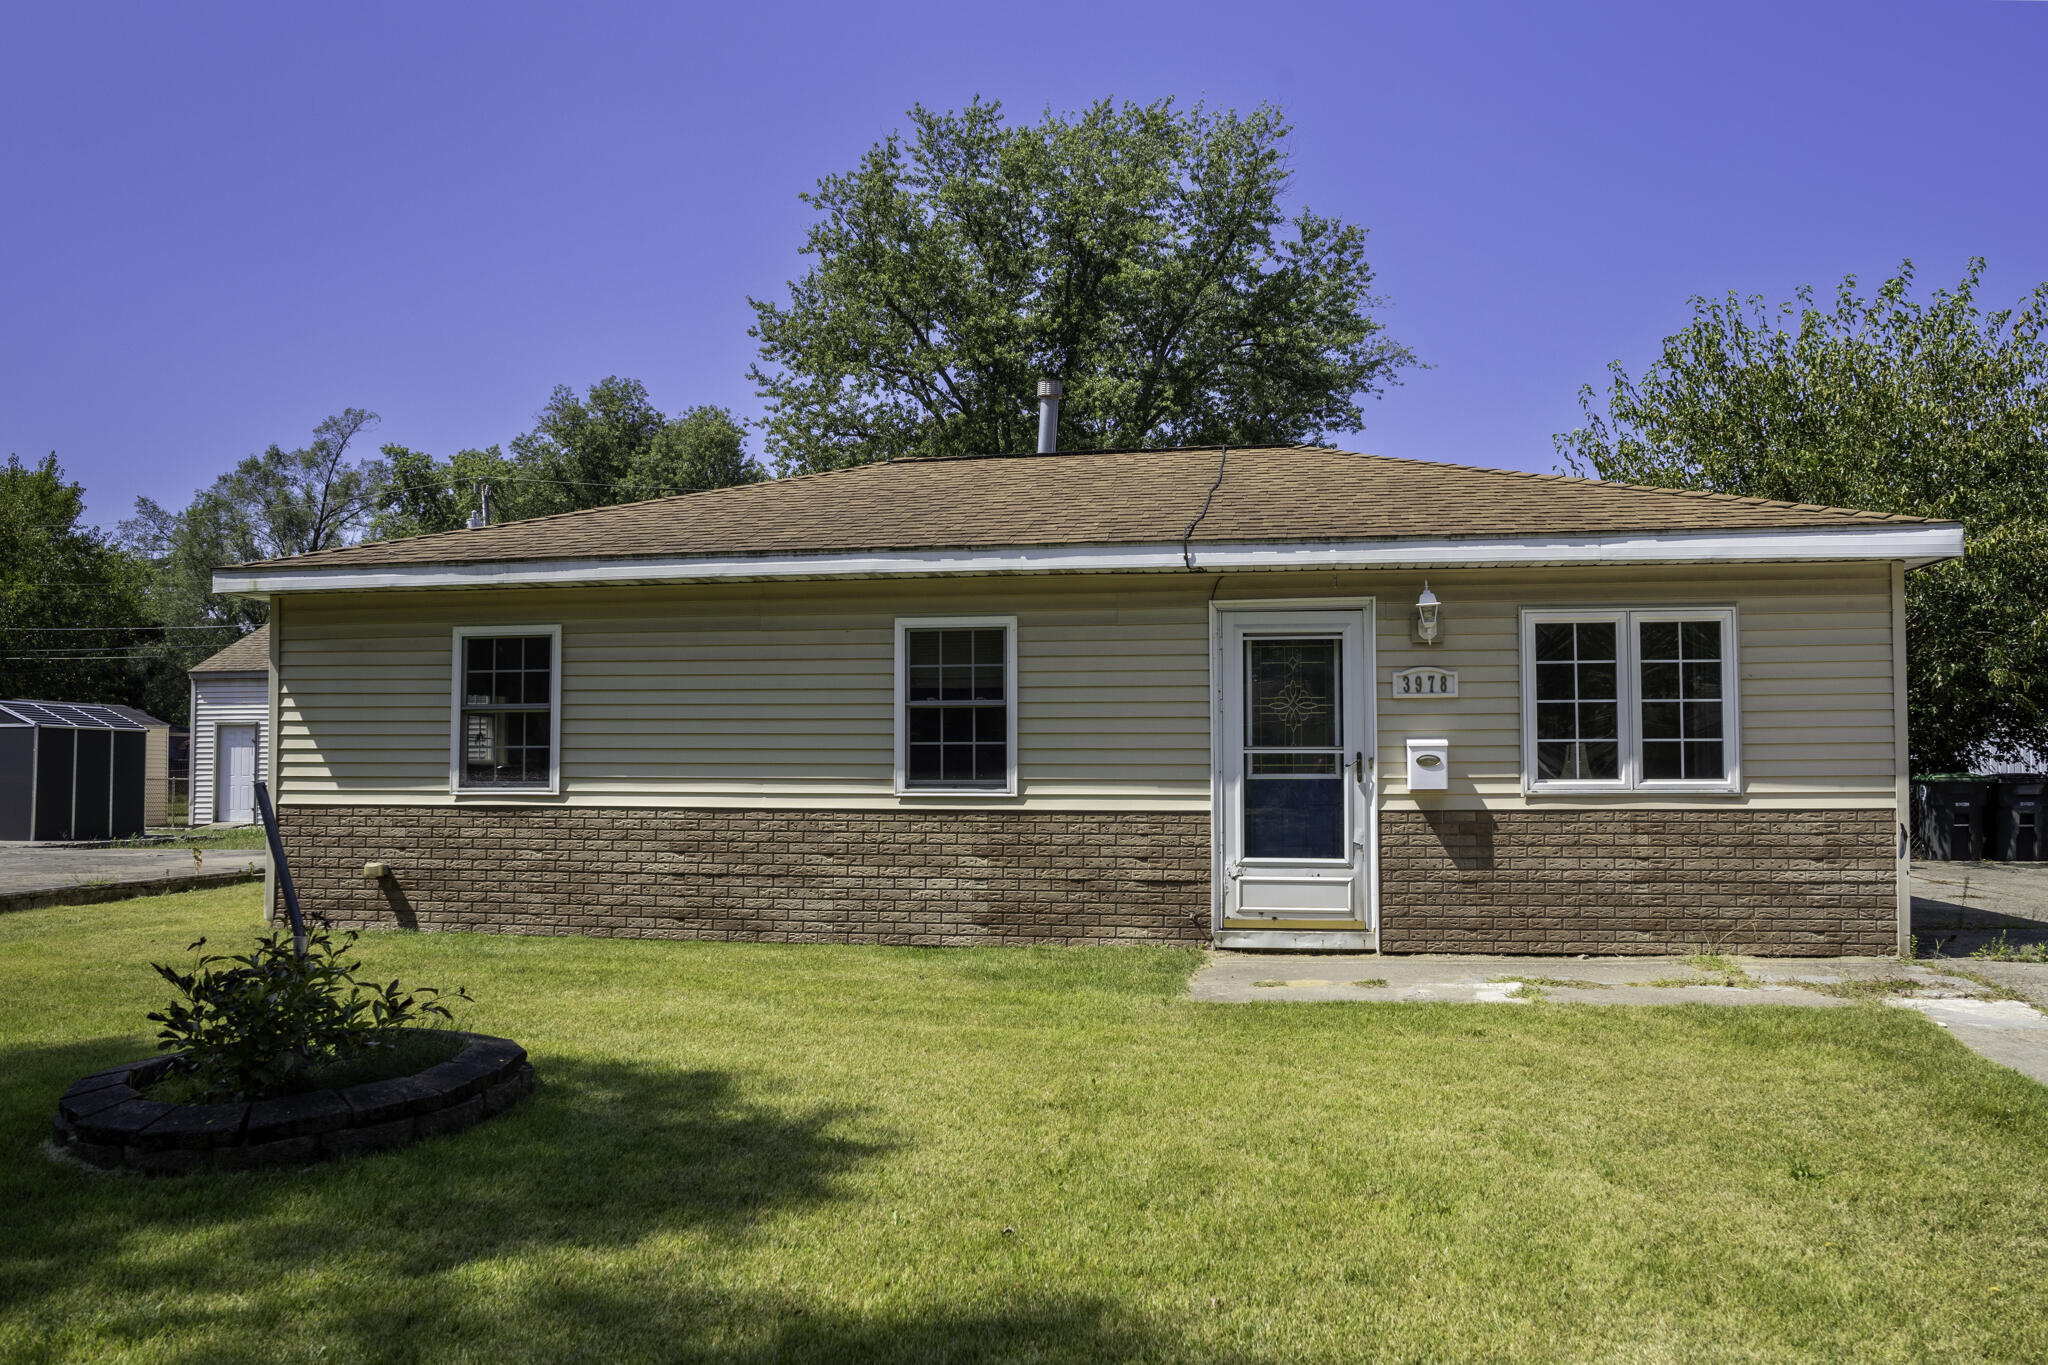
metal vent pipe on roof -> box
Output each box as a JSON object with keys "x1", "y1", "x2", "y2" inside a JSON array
[{"x1": 1036, "y1": 379, "x2": 1062, "y2": 454}]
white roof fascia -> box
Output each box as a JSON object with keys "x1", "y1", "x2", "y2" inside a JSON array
[{"x1": 214, "y1": 522, "x2": 1967, "y2": 596}]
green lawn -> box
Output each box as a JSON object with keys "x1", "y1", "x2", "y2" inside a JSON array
[{"x1": 4, "y1": 890, "x2": 2047, "y2": 1363}]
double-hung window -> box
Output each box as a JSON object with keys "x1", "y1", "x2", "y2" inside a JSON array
[
  {"x1": 1520, "y1": 608, "x2": 1738, "y2": 792},
  {"x1": 894, "y1": 617, "x2": 1017, "y2": 795},
  {"x1": 450, "y1": 625, "x2": 561, "y2": 794}
]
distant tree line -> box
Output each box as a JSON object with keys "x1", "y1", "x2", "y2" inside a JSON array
[{"x1": 1, "y1": 380, "x2": 760, "y2": 723}]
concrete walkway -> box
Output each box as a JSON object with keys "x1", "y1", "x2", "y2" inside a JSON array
[
  {"x1": 0, "y1": 844, "x2": 268, "y2": 913},
  {"x1": 1190, "y1": 952, "x2": 2048, "y2": 1085}
]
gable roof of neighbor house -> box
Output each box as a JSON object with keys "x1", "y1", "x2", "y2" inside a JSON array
[
  {"x1": 188, "y1": 625, "x2": 269, "y2": 675},
  {"x1": 214, "y1": 446, "x2": 1965, "y2": 592}
]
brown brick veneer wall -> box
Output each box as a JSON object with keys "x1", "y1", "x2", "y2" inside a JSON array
[
  {"x1": 1379, "y1": 807, "x2": 1897, "y2": 955},
  {"x1": 277, "y1": 805, "x2": 1210, "y2": 945}
]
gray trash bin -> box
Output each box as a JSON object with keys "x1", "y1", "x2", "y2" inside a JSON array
[
  {"x1": 1912, "y1": 779, "x2": 1991, "y2": 861},
  {"x1": 1989, "y1": 776, "x2": 2047, "y2": 861}
]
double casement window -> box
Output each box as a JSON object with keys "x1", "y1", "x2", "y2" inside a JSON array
[
  {"x1": 1520, "y1": 608, "x2": 1739, "y2": 792},
  {"x1": 450, "y1": 625, "x2": 561, "y2": 794},
  {"x1": 893, "y1": 616, "x2": 1017, "y2": 795}
]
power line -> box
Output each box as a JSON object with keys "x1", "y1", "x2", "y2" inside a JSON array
[
  {"x1": 3, "y1": 654, "x2": 157, "y2": 663},
  {"x1": 1, "y1": 624, "x2": 244, "y2": 632}
]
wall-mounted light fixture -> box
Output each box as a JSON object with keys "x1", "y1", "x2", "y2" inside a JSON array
[{"x1": 1412, "y1": 583, "x2": 1442, "y2": 646}]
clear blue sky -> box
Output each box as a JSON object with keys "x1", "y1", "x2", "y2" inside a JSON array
[{"x1": 3, "y1": 0, "x2": 2043, "y2": 528}]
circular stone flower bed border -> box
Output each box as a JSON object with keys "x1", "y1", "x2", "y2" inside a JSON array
[{"x1": 51, "y1": 1032, "x2": 534, "y2": 1175}]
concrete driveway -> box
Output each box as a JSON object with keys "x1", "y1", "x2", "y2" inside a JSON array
[
  {"x1": 0, "y1": 844, "x2": 268, "y2": 913},
  {"x1": 1912, "y1": 859, "x2": 2048, "y2": 954}
]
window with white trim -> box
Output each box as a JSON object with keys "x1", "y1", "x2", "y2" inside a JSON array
[
  {"x1": 895, "y1": 617, "x2": 1017, "y2": 794},
  {"x1": 1521, "y1": 608, "x2": 1738, "y2": 791},
  {"x1": 451, "y1": 626, "x2": 561, "y2": 792}
]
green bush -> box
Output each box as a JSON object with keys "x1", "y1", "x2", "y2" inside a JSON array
[{"x1": 147, "y1": 925, "x2": 470, "y2": 1102}]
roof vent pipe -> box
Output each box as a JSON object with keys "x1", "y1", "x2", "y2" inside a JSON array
[{"x1": 1036, "y1": 379, "x2": 1063, "y2": 454}]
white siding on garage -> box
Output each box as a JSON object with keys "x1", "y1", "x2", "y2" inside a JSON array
[
  {"x1": 271, "y1": 562, "x2": 1899, "y2": 813},
  {"x1": 190, "y1": 673, "x2": 269, "y2": 824}
]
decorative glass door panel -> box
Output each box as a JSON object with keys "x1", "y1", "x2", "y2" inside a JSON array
[{"x1": 1243, "y1": 638, "x2": 1345, "y2": 859}]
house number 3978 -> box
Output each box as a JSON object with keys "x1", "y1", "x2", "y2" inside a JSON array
[{"x1": 1391, "y1": 667, "x2": 1458, "y2": 698}]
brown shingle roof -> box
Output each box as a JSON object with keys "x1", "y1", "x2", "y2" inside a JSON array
[
  {"x1": 234, "y1": 446, "x2": 1940, "y2": 572},
  {"x1": 189, "y1": 625, "x2": 269, "y2": 674}
]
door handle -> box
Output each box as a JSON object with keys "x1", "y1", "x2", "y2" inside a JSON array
[{"x1": 1353, "y1": 753, "x2": 1365, "y2": 783}]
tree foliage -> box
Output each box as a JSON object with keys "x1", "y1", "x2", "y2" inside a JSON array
[
  {"x1": 0, "y1": 453, "x2": 156, "y2": 704},
  {"x1": 120, "y1": 409, "x2": 387, "y2": 720},
  {"x1": 1557, "y1": 260, "x2": 2048, "y2": 771},
  {"x1": 373, "y1": 380, "x2": 760, "y2": 538},
  {"x1": 749, "y1": 98, "x2": 1415, "y2": 472}
]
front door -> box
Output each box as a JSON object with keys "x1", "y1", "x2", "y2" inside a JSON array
[
  {"x1": 1215, "y1": 606, "x2": 1376, "y2": 949},
  {"x1": 219, "y1": 725, "x2": 256, "y2": 824}
]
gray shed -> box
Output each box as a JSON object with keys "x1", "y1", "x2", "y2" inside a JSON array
[{"x1": 0, "y1": 701, "x2": 163, "y2": 841}]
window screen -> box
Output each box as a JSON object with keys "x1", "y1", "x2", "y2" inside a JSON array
[
  {"x1": 903, "y1": 627, "x2": 1008, "y2": 788},
  {"x1": 1639, "y1": 619, "x2": 1726, "y2": 781},
  {"x1": 1532, "y1": 621, "x2": 1619, "y2": 781},
  {"x1": 459, "y1": 635, "x2": 553, "y2": 788}
]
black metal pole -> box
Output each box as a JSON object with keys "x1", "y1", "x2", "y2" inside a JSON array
[{"x1": 253, "y1": 780, "x2": 307, "y2": 956}]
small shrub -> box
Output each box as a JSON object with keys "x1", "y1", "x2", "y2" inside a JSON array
[{"x1": 148, "y1": 925, "x2": 471, "y2": 1102}]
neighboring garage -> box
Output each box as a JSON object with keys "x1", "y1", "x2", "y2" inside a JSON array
[
  {"x1": 0, "y1": 701, "x2": 163, "y2": 841},
  {"x1": 189, "y1": 624, "x2": 269, "y2": 825}
]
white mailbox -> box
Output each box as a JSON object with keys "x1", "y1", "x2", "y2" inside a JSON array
[{"x1": 1406, "y1": 738, "x2": 1450, "y2": 791}]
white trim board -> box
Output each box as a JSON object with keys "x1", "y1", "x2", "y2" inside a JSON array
[{"x1": 215, "y1": 524, "x2": 1966, "y2": 596}]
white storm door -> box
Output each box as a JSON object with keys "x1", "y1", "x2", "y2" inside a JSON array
[
  {"x1": 1218, "y1": 609, "x2": 1373, "y2": 928},
  {"x1": 219, "y1": 725, "x2": 257, "y2": 823}
]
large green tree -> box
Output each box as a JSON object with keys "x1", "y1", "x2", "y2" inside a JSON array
[
  {"x1": 374, "y1": 380, "x2": 760, "y2": 538},
  {"x1": 0, "y1": 454, "x2": 158, "y2": 704},
  {"x1": 749, "y1": 98, "x2": 1416, "y2": 472},
  {"x1": 1557, "y1": 260, "x2": 2048, "y2": 772},
  {"x1": 121, "y1": 409, "x2": 387, "y2": 721}
]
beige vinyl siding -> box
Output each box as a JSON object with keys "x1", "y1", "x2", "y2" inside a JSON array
[
  {"x1": 277, "y1": 577, "x2": 1213, "y2": 809},
  {"x1": 190, "y1": 673, "x2": 269, "y2": 824},
  {"x1": 275, "y1": 562, "x2": 1898, "y2": 813},
  {"x1": 143, "y1": 726, "x2": 168, "y2": 828},
  {"x1": 1338, "y1": 562, "x2": 1899, "y2": 809}
]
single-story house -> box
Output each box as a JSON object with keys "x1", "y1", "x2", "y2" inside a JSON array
[
  {"x1": 188, "y1": 625, "x2": 270, "y2": 825},
  {"x1": 213, "y1": 444, "x2": 1964, "y2": 955}
]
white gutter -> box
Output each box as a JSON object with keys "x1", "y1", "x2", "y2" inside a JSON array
[{"x1": 213, "y1": 523, "x2": 1966, "y2": 596}]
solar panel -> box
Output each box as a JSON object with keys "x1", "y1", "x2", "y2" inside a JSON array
[{"x1": 0, "y1": 700, "x2": 150, "y2": 729}]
